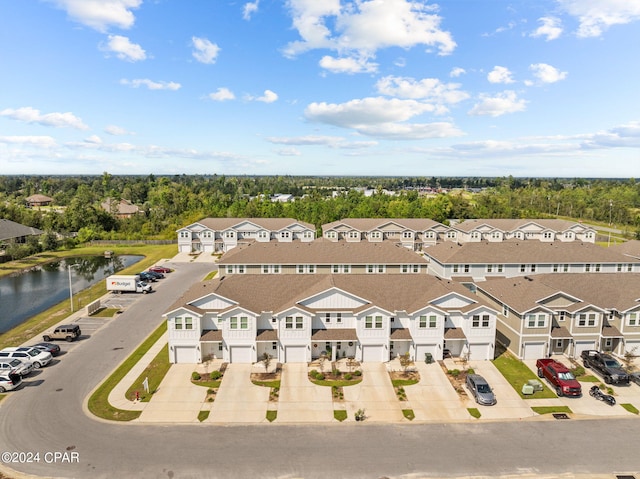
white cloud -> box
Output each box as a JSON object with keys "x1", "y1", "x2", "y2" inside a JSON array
[
  {"x1": 528, "y1": 63, "x2": 568, "y2": 84},
  {"x1": 102, "y1": 35, "x2": 146, "y2": 62},
  {"x1": 208, "y1": 88, "x2": 236, "y2": 101},
  {"x1": 252, "y1": 90, "x2": 278, "y2": 103},
  {"x1": 450, "y1": 67, "x2": 466, "y2": 78},
  {"x1": 84, "y1": 135, "x2": 102, "y2": 144},
  {"x1": 47, "y1": 0, "x2": 141, "y2": 32},
  {"x1": 375, "y1": 76, "x2": 469, "y2": 106},
  {"x1": 468, "y1": 91, "x2": 527, "y2": 117},
  {"x1": 191, "y1": 36, "x2": 220, "y2": 64},
  {"x1": 243, "y1": 1, "x2": 260, "y2": 20},
  {"x1": 0, "y1": 106, "x2": 89, "y2": 129},
  {"x1": 487, "y1": 66, "x2": 515, "y2": 84},
  {"x1": 267, "y1": 135, "x2": 345, "y2": 146},
  {"x1": 274, "y1": 147, "x2": 301, "y2": 156},
  {"x1": 354, "y1": 122, "x2": 463, "y2": 140},
  {"x1": 104, "y1": 125, "x2": 132, "y2": 135},
  {"x1": 120, "y1": 79, "x2": 181, "y2": 90},
  {"x1": 319, "y1": 55, "x2": 378, "y2": 74},
  {"x1": 284, "y1": 0, "x2": 456, "y2": 72},
  {"x1": 558, "y1": 0, "x2": 640, "y2": 37},
  {"x1": 531, "y1": 16, "x2": 563, "y2": 41},
  {"x1": 0, "y1": 135, "x2": 58, "y2": 148}
]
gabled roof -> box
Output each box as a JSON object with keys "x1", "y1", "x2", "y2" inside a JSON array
[
  {"x1": 478, "y1": 273, "x2": 640, "y2": 314},
  {"x1": 218, "y1": 240, "x2": 428, "y2": 265},
  {"x1": 424, "y1": 240, "x2": 638, "y2": 264},
  {"x1": 0, "y1": 219, "x2": 44, "y2": 241},
  {"x1": 451, "y1": 218, "x2": 594, "y2": 234},
  {"x1": 197, "y1": 217, "x2": 314, "y2": 231},
  {"x1": 609, "y1": 240, "x2": 640, "y2": 260},
  {"x1": 322, "y1": 218, "x2": 441, "y2": 232}
]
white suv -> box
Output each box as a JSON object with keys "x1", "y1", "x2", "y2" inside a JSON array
[
  {"x1": 0, "y1": 358, "x2": 33, "y2": 377},
  {"x1": 0, "y1": 347, "x2": 52, "y2": 368},
  {"x1": 0, "y1": 371, "x2": 22, "y2": 393}
]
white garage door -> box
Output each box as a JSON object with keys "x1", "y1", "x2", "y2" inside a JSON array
[
  {"x1": 174, "y1": 346, "x2": 197, "y2": 363},
  {"x1": 624, "y1": 340, "x2": 640, "y2": 356},
  {"x1": 574, "y1": 340, "x2": 596, "y2": 358},
  {"x1": 468, "y1": 343, "x2": 491, "y2": 361},
  {"x1": 522, "y1": 342, "x2": 546, "y2": 360},
  {"x1": 361, "y1": 345, "x2": 384, "y2": 362},
  {"x1": 416, "y1": 344, "x2": 438, "y2": 362},
  {"x1": 285, "y1": 345, "x2": 307, "y2": 363},
  {"x1": 229, "y1": 346, "x2": 252, "y2": 363}
]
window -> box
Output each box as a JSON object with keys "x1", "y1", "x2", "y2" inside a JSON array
[
  {"x1": 326, "y1": 231, "x2": 337, "y2": 239},
  {"x1": 272, "y1": 342, "x2": 277, "y2": 350},
  {"x1": 238, "y1": 265, "x2": 245, "y2": 274},
  {"x1": 271, "y1": 316, "x2": 277, "y2": 323},
  {"x1": 375, "y1": 316, "x2": 383, "y2": 328},
  {"x1": 263, "y1": 265, "x2": 269, "y2": 274},
  {"x1": 281, "y1": 231, "x2": 291, "y2": 239},
  {"x1": 230, "y1": 317, "x2": 238, "y2": 329},
  {"x1": 526, "y1": 314, "x2": 546, "y2": 328},
  {"x1": 348, "y1": 231, "x2": 359, "y2": 239},
  {"x1": 553, "y1": 264, "x2": 559, "y2": 273},
  {"x1": 472, "y1": 315, "x2": 480, "y2": 328},
  {"x1": 530, "y1": 264, "x2": 536, "y2": 273},
  {"x1": 370, "y1": 231, "x2": 381, "y2": 240},
  {"x1": 180, "y1": 231, "x2": 189, "y2": 238},
  {"x1": 402, "y1": 264, "x2": 409, "y2": 273},
  {"x1": 464, "y1": 264, "x2": 470, "y2": 273},
  {"x1": 325, "y1": 312, "x2": 331, "y2": 323},
  {"x1": 628, "y1": 264, "x2": 633, "y2": 272},
  {"x1": 225, "y1": 231, "x2": 234, "y2": 238},
  {"x1": 543, "y1": 232, "x2": 553, "y2": 239},
  {"x1": 273, "y1": 265, "x2": 280, "y2": 274},
  {"x1": 240, "y1": 317, "x2": 248, "y2": 329},
  {"x1": 594, "y1": 264, "x2": 601, "y2": 272},
  {"x1": 218, "y1": 343, "x2": 223, "y2": 351},
  {"x1": 367, "y1": 265, "x2": 385, "y2": 274},
  {"x1": 628, "y1": 313, "x2": 638, "y2": 326},
  {"x1": 403, "y1": 231, "x2": 413, "y2": 239},
  {"x1": 446, "y1": 231, "x2": 456, "y2": 239},
  {"x1": 482, "y1": 315, "x2": 490, "y2": 328},
  {"x1": 285, "y1": 317, "x2": 293, "y2": 329},
  {"x1": 491, "y1": 232, "x2": 501, "y2": 239},
  {"x1": 429, "y1": 315, "x2": 437, "y2": 328},
  {"x1": 502, "y1": 304, "x2": 509, "y2": 317},
  {"x1": 184, "y1": 317, "x2": 193, "y2": 330},
  {"x1": 174, "y1": 317, "x2": 183, "y2": 330},
  {"x1": 336, "y1": 313, "x2": 342, "y2": 323},
  {"x1": 558, "y1": 311, "x2": 566, "y2": 322},
  {"x1": 419, "y1": 315, "x2": 427, "y2": 328},
  {"x1": 585, "y1": 264, "x2": 591, "y2": 272},
  {"x1": 487, "y1": 264, "x2": 493, "y2": 273},
  {"x1": 295, "y1": 317, "x2": 303, "y2": 329},
  {"x1": 577, "y1": 313, "x2": 597, "y2": 327},
  {"x1": 303, "y1": 231, "x2": 312, "y2": 239},
  {"x1": 365, "y1": 316, "x2": 373, "y2": 329},
  {"x1": 563, "y1": 264, "x2": 569, "y2": 272},
  {"x1": 298, "y1": 265, "x2": 305, "y2": 274},
  {"x1": 453, "y1": 264, "x2": 459, "y2": 273},
  {"x1": 333, "y1": 264, "x2": 340, "y2": 273},
  {"x1": 226, "y1": 265, "x2": 233, "y2": 274},
  {"x1": 520, "y1": 264, "x2": 526, "y2": 273},
  {"x1": 497, "y1": 264, "x2": 503, "y2": 273},
  {"x1": 309, "y1": 265, "x2": 316, "y2": 274},
  {"x1": 258, "y1": 231, "x2": 268, "y2": 239}
]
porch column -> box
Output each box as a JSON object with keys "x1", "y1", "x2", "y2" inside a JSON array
[{"x1": 332, "y1": 342, "x2": 337, "y2": 361}]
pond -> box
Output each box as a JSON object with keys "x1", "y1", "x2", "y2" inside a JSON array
[{"x1": 0, "y1": 255, "x2": 143, "y2": 334}]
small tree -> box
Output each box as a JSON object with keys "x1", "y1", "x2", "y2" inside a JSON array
[
  {"x1": 318, "y1": 352, "x2": 328, "y2": 373},
  {"x1": 460, "y1": 350, "x2": 471, "y2": 371},
  {"x1": 622, "y1": 347, "x2": 638, "y2": 373},
  {"x1": 261, "y1": 352, "x2": 272, "y2": 373},
  {"x1": 399, "y1": 352, "x2": 413, "y2": 375}
]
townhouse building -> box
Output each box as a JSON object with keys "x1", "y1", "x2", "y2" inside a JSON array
[
  {"x1": 217, "y1": 240, "x2": 429, "y2": 275},
  {"x1": 164, "y1": 273, "x2": 499, "y2": 365},
  {"x1": 449, "y1": 219, "x2": 596, "y2": 243},
  {"x1": 176, "y1": 218, "x2": 316, "y2": 254},
  {"x1": 475, "y1": 273, "x2": 640, "y2": 360},
  {"x1": 424, "y1": 240, "x2": 639, "y2": 282}
]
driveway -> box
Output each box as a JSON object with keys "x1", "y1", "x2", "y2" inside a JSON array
[
  {"x1": 342, "y1": 362, "x2": 404, "y2": 422},
  {"x1": 277, "y1": 363, "x2": 334, "y2": 423},
  {"x1": 208, "y1": 363, "x2": 270, "y2": 423},
  {"x1": 405, "y1": 362, "x2": 470, "y2": 421},
  {"x1": 466, "y1": 361, "x2": 536, "y2": 420},
  {"x1": 138, "y1": 364, "x2": 208, "y2": 423}
]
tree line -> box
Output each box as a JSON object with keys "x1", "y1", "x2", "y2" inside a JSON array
[{"x1": 1, "y1": 175, "x2": 639, "y2": 254}]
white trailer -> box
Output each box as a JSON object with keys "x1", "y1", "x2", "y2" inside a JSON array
[{"x1": 106, "y1": 275, "x2": 152, "y2": 294}]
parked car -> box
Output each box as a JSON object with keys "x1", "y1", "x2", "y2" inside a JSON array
[
  {"x1": 466, "y1": 373, "x2": 497, "y2": 406},
  {"x1": 31, "y1": 342, "x2": 61, "y2": 357},
  {"x1": 0, "y1": 347, "x2": 52, "y2": 368},
  {"x1": 138, "y1": 272, "x2": 157, "y2": 282},
  {"x1": 149, "y1": 265, "x2": 171, "y2": 274},
  {"x1": 145, "y1": 270, "x2": 165, "y2": 280},
  {"x1": 42, "y1": 324, "x2": 81, "y2": 342},
  {"x1": 536, "y1": 358, "x2": 582, "y2": 397},
  {"x1": 0, "y1": 371, "x2": 22, "y2": 393},
  {"x1": 630, "y1": 372, "x2": 640, "y2": 386},
  {"x1": 0, "y1": 358, "x2": 33, "y2": 377},
  {"x1": 581, "y1": 350, "x2": 630, "y2": 384}
]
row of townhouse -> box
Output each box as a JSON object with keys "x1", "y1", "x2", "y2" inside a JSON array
[
  {"x1": 476, "y1": 273, "x2": 640, "y2": 360},
  {"x1": 177, "y1": 218, "x2": 316, "y2": 254},
  {"x1": 424, "y1": 240, "x2": 640, "y2": 282},
  {"x1": 164, "y1": 273, "x2": 498, "y2": 365},
  {"x1": 322, "y1": 218, "x2": 596, "y2": 250},
  {"x1": 176, "y1": 217, "x2": 597, "y2": 254}
]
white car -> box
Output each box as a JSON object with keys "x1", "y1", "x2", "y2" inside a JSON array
[
  {"x1": 0, "y1": 358, "x2": 33, "y2": 377},
  {"x1": 0, "y1": 371, "x2": 22, "y2": 393},
  {"x1": 0, "y1": 347, "x2": 53, "y2": 368}
]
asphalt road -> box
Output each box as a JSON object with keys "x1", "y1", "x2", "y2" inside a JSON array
[{"x1": 1, "y1": 261, "x2": 640, "y2": 479}]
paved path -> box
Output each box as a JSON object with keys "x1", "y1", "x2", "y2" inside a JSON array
[
  {"x1": 277, "y1": 363, "x2": 334, "y2": 423},
  {"x1": 207, "y1": 364, "x2": 270, "y2": 423},
  {"x1": 343, "y1": 362, "x2": 404, "y2": 422}
]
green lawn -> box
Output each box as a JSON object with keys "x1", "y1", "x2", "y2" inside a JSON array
[
  {"x1": 468, "y1": 408, "x2": 481, "y2": 419},
  {"x1": 252, "y1": 379, "x2": 281, "y2": 388},
  {"x1": 402, "y1": 409, "x2": 415, "y2": 420},
  {"x1": 125, "y1": 344, "x2": 171, "y2": 402},
  {"x1": 531, "y1": 406, "x2": 573, "y2": 415},
  {"x1": 198, "y1": 411, "x2": 210, "y2": 422},
  {"x1": 266, "y1": 410, "x2": 278, "y2": 422},
  {"x1": 309, "y1": 377, "x2": 363, "y2": 387},
  {"x1": 391, "y1": 378, "x2": 419, "y2": 387},
  {"x1": 334, "y1": 410, "x2": 347, "y2": 422},
  {"x1": 621, "y1": 403, "x2": 639, "y2": 415},
  {"x1": 492, "y1": 352, "x2": 556, "y2": 399},
  {"x1": 90, "y1": 308, "x2": 122, "y2": 318}
]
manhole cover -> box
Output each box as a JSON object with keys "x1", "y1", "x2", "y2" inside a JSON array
[
  {"x1": 616, "y1": 476, "x2": 636, "y2": 479},
  {"x1": 552, "y1": 413, "x2": 570, "y2": 419}
]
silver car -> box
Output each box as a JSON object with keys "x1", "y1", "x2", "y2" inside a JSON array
[
  {"x1": 466, "y1": 373, "x2": 497, "y2": 406},
  {"x1": 0, "y1": 358, "x2": 33, "y2": 377}
]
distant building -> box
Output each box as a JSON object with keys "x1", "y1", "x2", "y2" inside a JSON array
[
  {"x1": 101, "y1": 198, "x2": 143, "y2": 219},
  {"x1": 0, "y1": 219, "x2": 44, "y2": 246},
  {"x1": 25, "y1": 194, "x2": 53, "y2": 207}
]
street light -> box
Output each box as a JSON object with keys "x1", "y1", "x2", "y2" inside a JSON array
[{"x1": 68, "y1": 263, "x2": 79, "y2": 312}]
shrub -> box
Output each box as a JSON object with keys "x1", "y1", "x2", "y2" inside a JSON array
[
  {"x1": 467, "y1": 368, "x2": 475, "y2": 375},
  {"x1": 448, "y1": 369, "x2": 460, "y2": 377},
  {"x1": 315, "y1": 373, "x2": 325, "y2": 380},
  {"x1": 309, "y1": 370, "x2": 318, "y2": 379},
  {"x1": 571, "y1": 365, "x2": 585, "y2": 377},
  {"x1": 353, "y1": 370, "x2": 362, "y2": 376},
  {"x1": 191, "y1": 372, "x2": 201, "y2": 381},
  {"x1": 332, "y1": 369, "x2": 341, "y2": 377},
  {"x1": 207, "y1": 388, "x2": 215, "y2": 395},
  {"x1": 344, "y1": 373, "x2": 352, "y2": 380},
  {"x1": 209, "y1": 371, "x2": 222, "y2": 380}
]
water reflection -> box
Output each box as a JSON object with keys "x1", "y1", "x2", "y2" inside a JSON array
[{"x1": 0, "y1": 255, "x2": 143, "y2": 333}]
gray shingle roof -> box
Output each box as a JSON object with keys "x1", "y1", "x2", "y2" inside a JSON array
[
  {"x1": 323, "y1": 218, "x2": 442, "y2": 231},
  {"x1": 451, "y1": 218, "x2": 592, "y2": 233},
  {"x1": 311, "y1": 329, "x2": 358, "y2": 340},
  {"x1": 195, "y1": 217, "x2": 314, "y2": 231},
  {"x1": 0, "y1": 219, "x2": 44, "y2": 241}
]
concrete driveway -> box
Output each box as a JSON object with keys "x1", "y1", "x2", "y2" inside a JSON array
[
  {"x1": 466, "y1": 361, "x2": 536, "y2": 420},
  {"x1": 405, "y1": 362, "x2": 470, "y2": 421},
  {"x1": 277, "y1": 363, "x2": 334, "y2": 423},
  {"x1": 343, "y1": 362, "x2": 404, "y2": 422},
  {"x1": 138, "y1": 364, "x2": 209, "y2": 423},
  {"x1": 208, "y1": 363, "x2": 271, "y2": 423}
]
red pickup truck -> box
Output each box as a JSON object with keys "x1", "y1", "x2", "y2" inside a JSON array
[{"x1": 536, "y1": 358, "x2": 582, "y2": 397}]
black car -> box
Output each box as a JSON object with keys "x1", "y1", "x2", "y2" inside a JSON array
[
  {"x1": 31, "y1": 342, "x2": 61, "y2": 357},
  {"x1": 138, "y1": 272, "x2": 157, "y2": 282},
  {"x1": 145, "y1": 270, "x2": 165, "y2": 280}
]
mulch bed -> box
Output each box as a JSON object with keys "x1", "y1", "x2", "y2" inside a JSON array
[{"x1": 438, "y1": 361, "x2": 469, "y2": 398}]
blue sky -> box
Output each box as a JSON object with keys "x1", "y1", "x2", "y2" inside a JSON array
[{"x1": 1, "y1": 0, "x2": 639, "y2": 177}]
